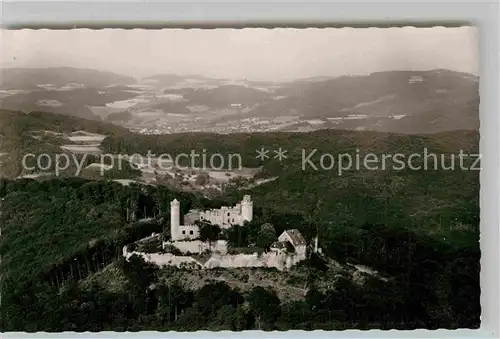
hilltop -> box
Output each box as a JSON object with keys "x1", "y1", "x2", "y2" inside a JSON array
[
  {"x1": 247, "y1": 69, "x2": 479, "y2": 133},
  {"x1": 0, "y1": 109, "x2": 479, "y2": 331},
  {"x1": 0, "y1": 68, "x2": 139, "y2": 120},
  {"x1": 1, "y1": 68, "x2": 479, "y2": 134},
  {"x1": 0, "y1": 175, "x2": 480, "y2": 331},
  {"x1": 0, "y1": 67, "x2": 137, "y2": 90},
  {"x1": 0, "y1": 109, "x2": 130, "y2": 177}
]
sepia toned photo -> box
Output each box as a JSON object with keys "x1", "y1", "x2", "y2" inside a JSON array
[{"x1": 0, "y1": 27, "x2": 479, "y2": 332}]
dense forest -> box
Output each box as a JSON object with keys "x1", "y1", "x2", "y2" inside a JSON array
[
  {"x1": 0, "y1": 110, "x2": 480, "y2": 331},
  {"x1": 0, "y1": 109, "x2": 131, "y2": 177},
  {"x1": 0, "y1": 176, "x2": 479, "y2": 331}
]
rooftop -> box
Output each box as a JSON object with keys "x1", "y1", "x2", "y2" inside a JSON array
[
  {"x1": 184, "y1": 210, "x2": 201, "y2": 225},
  {"x1": 283, "y1": 229, "x2": 307, "y2": 247},
  {"x1": 270, "y1": 241, "x2": 286, "y2": 249}
]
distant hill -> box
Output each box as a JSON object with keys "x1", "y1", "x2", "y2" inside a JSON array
[
  {"x1": 143, "y1": 74, "x2": 219, "y2": 87},
  {"x1": 0, "y1": 68, "x2": 480, "y2": 135},
  {"x1": 0, "y1": 109, "x2": 130, "y2": 178},
  {"x1": 149, "y1": 101, "x2": 192, "y2": 114},
  {"x1": 0, "y1": 86, "x2": 138, "y2": 120},
  {"x1": 0, "y1": 67, "x2": 137, "y2": 90},
  {"x1": 0, "y1": 109, "x2": 479, "y2": 241},
  {"x1": 0, "y1": 110, "x2": 479, "y2": 331},
  {"x1": 106, "y1": 111, "x2": 134, "y2": 123},
  {"x1": 291, "y1": 75, "x2": 339, "y2": 84},
  {"x1": 0, "y1": 68, "x2": 139, "y2": 120},
  {"x1": 145, "y1": 74, "x2": 214, "y2": 81},
  {"x1": 249, "y1": 69, "x2": 479, "y2": 133}
]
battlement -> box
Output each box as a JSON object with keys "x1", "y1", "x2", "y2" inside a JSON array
[{"x1": 170, "y1": 195, "x2": 253, "y2": 240}]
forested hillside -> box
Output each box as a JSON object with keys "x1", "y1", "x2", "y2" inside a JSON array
[
  {"x1": 101, "y1": 128, "x2": 479, "y2": 236},
  {"x1": 0, "y1": 109, "x2": 131, "y2": 177},
  {"x1": 0, "y1": 110, "x2": 480, "y2": 331},
  {"x1": 248, "y1": 69, "x2": 479, "y2": 133},
  {"x1": 0, "y1": 67, "x2": 136, "y2": 90},
  {"x1": 0, "y1": 177, "x2": 479, "y2": 331}
]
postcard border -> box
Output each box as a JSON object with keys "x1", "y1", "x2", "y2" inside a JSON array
[{"x1": 1, "y1": 1, "x2": 498, "y2": 338}]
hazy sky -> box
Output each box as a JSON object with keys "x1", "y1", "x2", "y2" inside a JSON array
[{"x1": 1, "y1": 27, "x2": 478, "y2": 81}]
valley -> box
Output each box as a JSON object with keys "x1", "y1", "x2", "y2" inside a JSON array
[
  {"x1": 0, "y1": 25, "x2": 483, "y2": 333},
  {"x1": 0, "y1": 68, "x2": 479, "y2": 135}
]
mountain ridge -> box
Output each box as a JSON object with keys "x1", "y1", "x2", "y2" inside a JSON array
[
  {"x1": 1, "y1": 67, "x2": 137, "y2": 90},
  {"x1": 0, "y1": 68, "x2": 479, "y2": 134}
]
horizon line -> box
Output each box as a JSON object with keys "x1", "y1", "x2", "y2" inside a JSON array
[{"x1": 1, "y1": 66, "x2": 479, "y2": 84}]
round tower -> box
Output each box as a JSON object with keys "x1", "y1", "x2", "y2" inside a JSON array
[
  {"x1": 241, "y1": 195, "x2": 253, "y2": 223},
  {"x1": 170, "y1": 199, "x2": 180, "y2": 241}
]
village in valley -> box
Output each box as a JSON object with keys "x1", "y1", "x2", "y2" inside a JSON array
[{"x1": 0, "y1": 26, "x2": 481, "y2": 331}]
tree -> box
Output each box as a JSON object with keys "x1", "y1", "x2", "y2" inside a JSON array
[
  {"x1": 280, "y1": 301, "x2": 313, "y2": 329},
  {"x1": 198, "y1": 221, "x2": 221, "y2": 244},
  {"x1": 303, "y1": 195, "x2": 323, "y2": 240},
  {"x1": 195, "y1": 172, "x2": 209, "y2": 186},
  {"x1": 233, "y1": 303, "x2": 254, "y2": 331},
  {"x1": 256, "y1": 223, "x2": 277, "y2": 250},
  {"x1": 223, "y1": 223, "x2": 253, "y2": 248},
  {"x1": 195, "y1": 282, "x2": 243, "y2": 316},
  {"x1": 155, "y1": 282, "x2": 194, "y2": 322},
  {"x1": 247, "y1": 286, "x2": 281, "y2": 329},
  {"x1": 213, "y1": 305, "x2": 237, "y2": 330},
  {"x1": 140, "y1": 239, "x2": 162, "y2": 253},
  {"x1": 121, "y1": 254, "x2": 158, "y2": 295},
  {"x1": 0, "y1": 177, "x2": 7, "y2": 197},
  {"x1": 305, "y1": 287, "x2": 325, "y2": 310}
]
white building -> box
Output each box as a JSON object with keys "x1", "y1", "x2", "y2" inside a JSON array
[
  {"x1": 408, "y1": 75, "x2": 424, "y2": 84},
  {"x1": 271, "y1": 229, "x2": 308, "y2": 259},
  {"x1": 170, "y1": 195, "x2": 253, "y2": 241}
]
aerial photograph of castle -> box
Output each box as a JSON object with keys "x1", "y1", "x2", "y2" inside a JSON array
[
  {"x1": 123, "y1": 195, "x2": 313, "y2": 271},
  {"x1": 0, "y1": 25, "x2": 481, "y2": 333}
]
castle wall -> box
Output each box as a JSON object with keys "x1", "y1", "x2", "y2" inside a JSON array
[
  {"x1": 204, "y1": 251, "x2": 306, "y2": 271},
  {"x1": 204, "y1": 252, "x2": 286, "y2": 270},
  {"x1": 285, "y1": 253, "x2": 306, "y2": 269},
  {"x1": 170, "y1": 195, "x2": 253, "y2": 231},
  {"x1": 177, "y1": 225, "x2": 200, "y2": 240},
  {"x1": 164, "y1": 240, "x2": 228, "y2": 255},
  {"x1": 123, "y1": 246, "x2": 305, "y2": 271},
  {"x1": 122, "y1": 246, "x2": 202, "y2": 269},
  {"x1": 199, "y1": 207, "x2": 243, "y2": 228}
]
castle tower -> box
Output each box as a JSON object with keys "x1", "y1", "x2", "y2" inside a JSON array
[
  {"x1": 241, "y1": 195, "x2": 253, "y2": 223},
  {"x1": 170, "y1": 199, "x2": 180, "y2": 241}
]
